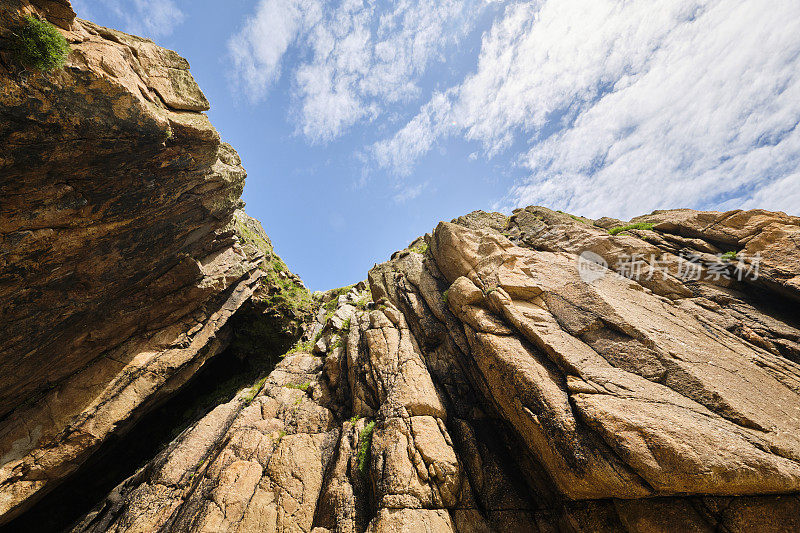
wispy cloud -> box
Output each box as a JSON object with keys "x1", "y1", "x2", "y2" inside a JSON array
[
  {"x1": 228, "y1": 0, "x2": 800, "y2": 217},
  {"x1": 372, "y1": 0, "x2": 800, "y2": 217},
  {"x1": 73, "y1": 0, "x2": 185, "y2": 38},
  {"x1": 393, "y1": 181, "x2": 428, "y2": 203},
  {"x1": 228, "y1": 0, "x2": 494, "y2": 142},
  {"x1": 227, "y1": 0, "x2": 322, "y2": 102}
]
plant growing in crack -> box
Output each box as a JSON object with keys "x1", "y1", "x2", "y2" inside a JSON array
[
  {"x1": 410, "y1": 242, "x2": 428, "y2": 254},
  {"x1": 244, "y1": 376, "x2": 268, "y2": 405},
  {"x1": 608, "y1": 222, "x2": 655, "y2": 236},
  {"x1": 189, "y1": 458, "x2": 207, "y2": 480},
  {"x1": 10, "y1": 16, "x2": 70, "y2": 71},
  {"x1": 284, "y1": 381, "x2": 310, "y2": 392},
  {"x1": 357, "y1": 420, "x2": 376, "y2": 474}
]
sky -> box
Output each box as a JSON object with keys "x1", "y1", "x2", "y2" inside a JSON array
[{"x1": 71, "y1": 0, "x2": 800, "y2": 290}]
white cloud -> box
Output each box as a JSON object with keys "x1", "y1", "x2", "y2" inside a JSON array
[
  {"x1": 374, "y1": 0, "x2": 800, "y2": 217},
  {"x1": 229, "y1": 0, "x2": 494, "y2": 141},
  {"x1": 75, "y1": 0, "x2": 185, "y2": 38},
  {"x1": 393, "y1": 181, "x2": 428, "y2": 203},
  {"x1": 372, "y1": 90, "x2": 455, "y2": 174},
  {"x1": 738, "y1": 173, "x2": 800, "y2": 215},
  {"x1": 228, "y1": 0, "x2": 323, "y2": 102}
]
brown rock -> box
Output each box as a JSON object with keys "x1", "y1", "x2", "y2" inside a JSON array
[{"x1": 4, "y1": 2, "x2": 800, "y2": 532}]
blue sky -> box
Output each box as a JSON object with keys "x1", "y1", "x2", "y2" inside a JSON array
[{"x1": 71, "y1": 0, "x2": 800, "y2": 290}]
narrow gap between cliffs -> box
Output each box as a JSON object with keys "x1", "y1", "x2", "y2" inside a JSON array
[{"x1": 0, "y1": 303, "x2": 297, "y2": 533}]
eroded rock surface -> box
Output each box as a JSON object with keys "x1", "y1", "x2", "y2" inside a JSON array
[
  {"x1": 3, "y1": 2, "x2": 800, "y2": 532},
  {"x1": 0, "y1": 1, "x2": 309, "y2": 524},
  {"x1": 70, "y1": 208, "x2": 800, "y2": 532}
]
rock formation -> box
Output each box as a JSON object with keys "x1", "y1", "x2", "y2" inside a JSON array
[
  {"x1": 2, "y1": 2, "x2": 800, "y2": 532},
  {"x1": 0, "y1": 1, "x2": 309, "y2": 525}
]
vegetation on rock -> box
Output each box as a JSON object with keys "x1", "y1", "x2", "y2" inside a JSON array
[
  {"x1": 357, "y1": 420, "x2": 376, "y2": 474},
  {"x1": 230, "y1": 216, "x2": 313, "y2": 360},
  {"x1": 284, "y1": 381, "x2": 310, "y2": 391},
  {"x1": 608, "y1": 222, "x2": 656, "y2": 235},
  {"x1": 721, "y1": 250, "x2": 739, "y2": 261},
  {"x1": 10, "y1": 16, "x2": 70, "y2": 71},
  {"x1": 243, "y1": 375, "x2": 268, "y2": 405},
  {"x1": 410, "y1": 242, "x2": 428, "y2": 254}
]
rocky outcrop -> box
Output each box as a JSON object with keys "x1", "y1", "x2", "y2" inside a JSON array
[
  {"x1": 3, "y1": 2, "x2": 800, "y2": 532},
  {"x1": 0, "y1": 1, "x2": 309, "y2": 525},
  {"x1": 63, "y1": 208, "x2": 800, "y2": 532}
]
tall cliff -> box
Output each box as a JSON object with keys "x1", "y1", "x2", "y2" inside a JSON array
[
  {"x1": 0, "y1": 0, "x2": 310, "y2": 525},
  {"x1": 2, "y1": 3, "x2": 800, "y2": 532}
]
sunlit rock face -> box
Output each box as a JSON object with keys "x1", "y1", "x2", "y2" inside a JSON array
[
  {"x1": 2, "y1": 2, "x2": 800, "y2": 532},
  {"x1": 67, "y1": 207, "x2": 800, "y2": 533},
  {"x1": 0, "y1": 1, "x2": 309, "y2": 524}
]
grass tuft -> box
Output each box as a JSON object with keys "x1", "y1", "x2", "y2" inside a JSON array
[
  {"x1": 11, "y1": 16, "x2": 70, "y2": 71},
  {"x1": 410, "y1": 242, "x2": 429, "y2": 254},
  {"x1": 357, "y1": 420, "x2": 376, "y2": 474},
  {"x1": 244, "y1": 375, "x2": 269, "y2": 405},
  {"x1": 608, "y1": 223, "x2": 655, "y2": 236},
  {"x1": 284, "y1": 381, "x2": 310, "y2": 392}
]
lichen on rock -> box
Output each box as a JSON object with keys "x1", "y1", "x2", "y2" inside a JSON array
[{"x1": 2, "y1": 2, "x2": 800, "y2": 532}]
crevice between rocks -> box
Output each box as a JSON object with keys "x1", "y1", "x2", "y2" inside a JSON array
[{"x1": 0, "y1": 301, "x2": 296, "y2": 533}]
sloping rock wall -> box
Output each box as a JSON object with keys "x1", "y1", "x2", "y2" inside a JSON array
[
  {"x1": 72, "y1": 208, "x2": 800, "y2": 532},
  {"x1": 0, "y1": 2, "x2": 309, "y2": 524},
  {"x1": 3, "y1": 1, "x2": 800, "y2": 531}
]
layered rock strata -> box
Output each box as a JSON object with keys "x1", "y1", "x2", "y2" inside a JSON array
[
  {"x1": 3, "y1": 2, "x2": 800, "y2": 532},
  {"x1": 72, "y1": 209, "x2": 800, "y2": 532},
  {"x1": 0, "y1": 2, "x2": 309, "y2": 524}
]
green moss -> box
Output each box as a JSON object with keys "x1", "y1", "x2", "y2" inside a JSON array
[
  {"x1": 410, "y1": 242, "x2": 428, "y2": 254},
  {"x1": 11, "y1": 16, "x2": 70, "y2": 71},
  {"x1": 189, "y1": 458, "x2": 207, "y2": 480},
  {"x1": 357, "y1": 420, "x2": 376, "y2": 474},
  {"x1": 236, "y1": 219, "x2": 270, "y2": 256},
  {"x1": 284, "y1": 381, "x2": 310, "y2": 392},
  {"x1": 608, "y1": 223, "x2": 655, "y2": 236},
  {"x1": 272, "y1": 258, "x2": 288, "y2": 272},
  {"x1": 442, "y1": 288, "x2": 449, "y2": 304},
  {"x1": 285, "y1": 340, "x2": 313, "y2": 356},
  {"x1": 324, "y1": 297, "x2": 339, "y2": 313},
  {"x1": 355, "y1": 289, "x2": 372, "y2": 309},
  {"x1": 349, "y1": 415, "x2": 361, "y2": 424},
  {"x1": 341, "y1": 318, "x2": 351, "y2": 331},
  {"x1": 325, "y1": 285, "x2": 355, "y2": 304},
  {"x1": 244, "y1": 375, "x2": 269, "y2": 405},
  {"x1": 721, "y1": 251, "x2": 739, "y2": 261}
]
